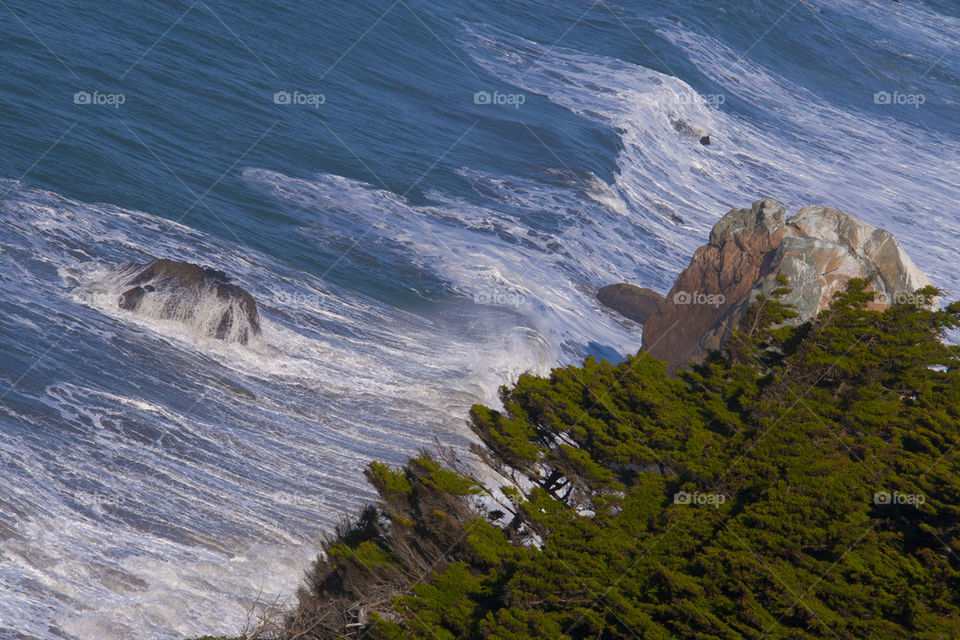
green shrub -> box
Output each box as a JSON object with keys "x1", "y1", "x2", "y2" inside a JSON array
[{"x1": 279, "y1": 280, "x2": 960, "y2": 639}]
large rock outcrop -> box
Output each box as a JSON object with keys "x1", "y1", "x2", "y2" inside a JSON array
[
  {"x1": 642, "y1": 199, "x2": 932, "y2": 370},
  {"x1": 116, "y1": 258, "x2": 261, "y2": 344}
]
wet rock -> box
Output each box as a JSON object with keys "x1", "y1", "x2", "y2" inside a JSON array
[
  {"x1": 671, "y1": 118, "x2": 711, "y2": 145},
  {"x1": 117, "y1": 258, "x2": 261, "y2": 344},
  {"x1": 118, "y1": 285, "x2": 146, "y2": 310},
  {"x1": 596, "y1": 284, "x2": 664, "y2": 325}
]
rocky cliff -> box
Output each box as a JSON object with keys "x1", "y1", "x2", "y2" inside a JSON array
[{"x1": 639, "y1": 199, "x2": 932, "y2": 370}]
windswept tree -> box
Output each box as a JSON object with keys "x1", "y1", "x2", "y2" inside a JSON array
[{"x1": 277, "y1": 280, "x2": 960, "y2": 640}]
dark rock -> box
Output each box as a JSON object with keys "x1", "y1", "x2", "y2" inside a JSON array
[
  {"x1": 117, "y1": 258, "x2": 261, "y2": 344},
  {"x1": 671, "y1": 118, "x2": 710, "y2": 144},
  {"x1": 118, "y1": 285, "x2": 146, "y2": 310},
  {"x1": 597, "y1": 284, "x2": 664, "y2": 325}
]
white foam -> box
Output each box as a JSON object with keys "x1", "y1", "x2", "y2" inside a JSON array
[
  {"x1": 0, "y1": 179, "x2": 565, "y2": 639},
  {"x1": 461, "y1": 23, "x2": 960, "y2": 294},
  {"x1": 242, "y1": 166, "x2": 648, "y2": 364},
  {"x1": 3, "y1": 12, "x2": 957, "y2": 639}
]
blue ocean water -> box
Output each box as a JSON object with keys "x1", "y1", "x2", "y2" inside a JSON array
[{"x1": 0, "y1": 0, "x2": 957, "y2": 637}]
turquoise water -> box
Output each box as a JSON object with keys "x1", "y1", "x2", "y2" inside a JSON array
[{"x1": 1, "y1": 0, "x2": 958, "y2": 637}]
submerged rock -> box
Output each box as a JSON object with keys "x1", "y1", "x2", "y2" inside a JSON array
[
  {"x1": 596, "y1": 284, "x2": 664, "y2": 325},
  {"x1": 671, "y1": 118, "x2": 711, "y2": 146},
  {"x1": 116, "y1": 258, "x2": 261, "y2": 344},
  {"x1": 642, "y1": 199, "x2": 932, "y2": 370},
  {"x1": 117, "y1": 285, "x2": 147, "y2": 310}
]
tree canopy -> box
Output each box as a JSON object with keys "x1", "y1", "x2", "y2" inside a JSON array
[{"x1": 277, "y1": 280, "x2": 960, "y2": 639}]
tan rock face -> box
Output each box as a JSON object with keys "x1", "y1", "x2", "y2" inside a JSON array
[{"x1": 642, "y1": 199, "x2": 931, "y2": 370}]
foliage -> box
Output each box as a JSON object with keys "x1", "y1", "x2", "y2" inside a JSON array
[{"x1": 279, "y1": 279, "x2": 960, "y2": 639}]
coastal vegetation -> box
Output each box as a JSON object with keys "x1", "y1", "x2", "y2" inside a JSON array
[{"x1": 232, "y1": 279, "x2": 960, "y2": 638}]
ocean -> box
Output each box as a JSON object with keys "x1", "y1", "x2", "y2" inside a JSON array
[{"x1": 0, "y1": 0, "x2": 957, "y2": 637}]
